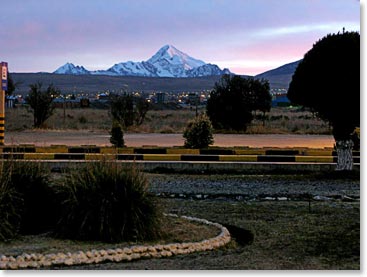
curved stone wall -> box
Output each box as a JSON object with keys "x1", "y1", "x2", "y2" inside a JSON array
[{"x1": 0, "y1": 214, "x2": 231, "y2": 270}]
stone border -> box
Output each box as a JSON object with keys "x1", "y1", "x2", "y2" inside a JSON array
[{"x1": 0, "y1": 214, "x2": 231, "y2": 270}]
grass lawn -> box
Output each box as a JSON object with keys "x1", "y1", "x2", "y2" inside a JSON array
[{"x1": 0, "y1": 198, "x2": 359, "y2": 270}]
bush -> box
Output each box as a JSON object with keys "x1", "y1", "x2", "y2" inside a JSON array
[
  {"x1": 110, "y1": 120, "x2": 125, "y2": 147},
  {"x1": 55, "y1": 161, "x2": 162, "y2": 243},
  {"x1": 183, "y1": 114, "x2": 214, "y2": 149},
  {"x1": 78, "y1": 115, "x2": 87, "y2": 124},
  {"x1": 0, "y1": 161, "x2": 55, "y2": 240}
]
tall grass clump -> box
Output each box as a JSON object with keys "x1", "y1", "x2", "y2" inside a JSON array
[
  {"x1": 0, "y1": 160, "x2": 55, "y2": 240},
  {"x1": 5, "y1": 161, "x2": 56, "y2": 234},
  {"x1": 55, "y1": 161, "x2": 162, "y2": 243},
  {"x1": 0, "y1": 162, "x2": 22, "y2": 241}
]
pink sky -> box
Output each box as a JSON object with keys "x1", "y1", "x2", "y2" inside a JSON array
[{"x1": 2, "y1": 0, "x2": 360, "y2": 75}]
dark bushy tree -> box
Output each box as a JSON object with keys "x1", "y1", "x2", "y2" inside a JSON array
[
  {"x1": 25, "y1": 82, "x2": 60, "y2": 128},
  {"x1": 206, "y1": 75, "x2": 271, "y2": 131},
  {"x1": 288, "y1": 31, "x2": 360, "y2": 170}
]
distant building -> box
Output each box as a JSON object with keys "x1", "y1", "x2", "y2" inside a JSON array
[
  {"x1": 272, "y1": 94, "x2": 291, "y2": 107},
  {"x1": 5, "y1": 95, "x2": 17, "y2": 108}
]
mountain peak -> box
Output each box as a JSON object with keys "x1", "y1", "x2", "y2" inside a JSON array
[
  {"x1": 147, "y1": 44, "x2": 206, "y2": 73},
  {"x1": 53, "y1": 62, "x2": 90, "y2": 75}
]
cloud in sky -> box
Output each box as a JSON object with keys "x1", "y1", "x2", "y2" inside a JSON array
[{"x1": 1, "y1": 0, "x2": 360, "y2": 75}]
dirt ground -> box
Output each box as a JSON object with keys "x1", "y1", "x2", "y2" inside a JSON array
[{"x1": 5, "y1": 130, "x2": 335, "y2": 148}]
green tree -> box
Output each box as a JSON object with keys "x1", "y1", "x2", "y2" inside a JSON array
[
  {"x1": 183, "y1": 113, "x2": 214, "y2": 149},
  {"x1": 25, "y1": 82, "x2": 60, "y2": 128},
  {"x1": 206, "y1": 75, "x2": 271, "y2": 131},
  {"x1": 288, "y1": 31, "x2": 360, "y2": 170}
]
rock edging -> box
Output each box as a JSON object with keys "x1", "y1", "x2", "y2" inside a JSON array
[{"x1": 0, "y1": 214, "x2": 231, "y2": 270}]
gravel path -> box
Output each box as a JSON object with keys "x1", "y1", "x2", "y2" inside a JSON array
[{"x1": 148, "y1": 174, "x2": 360, "y2": 200}]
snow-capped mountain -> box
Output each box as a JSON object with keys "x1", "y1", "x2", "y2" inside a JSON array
[
  {"x1": 53, "y1": 63, "x2": 90, "y2": 75},
  {"x1": 53, "y1": 45, "x2": 231, "y2": 77},
  {"x1": 146, "y1": 45, "x2": 206, "y2": 77}
]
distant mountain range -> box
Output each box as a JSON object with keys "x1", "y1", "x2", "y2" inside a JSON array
[
  {"x1": 11, "y1": 47, "x2": 302, "y2": 94},
  {"x1": 54, "y1": 45, "x2": 231, "y2": 78},
  {"x1": 254, "y1": 60, "x2": 301, "y2": 89}
]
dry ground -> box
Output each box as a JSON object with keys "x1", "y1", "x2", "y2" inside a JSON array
[{"x1": 6, "y1": 106, "x2": 331, "y2": 135}]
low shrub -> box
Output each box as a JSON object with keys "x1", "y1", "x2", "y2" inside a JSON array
[
  {"x1": 55, "y1": 161, "x2": 162, "y2": 243},
  {"x1": 183, "y1": 114, "x2": 214, "y2": 149}
]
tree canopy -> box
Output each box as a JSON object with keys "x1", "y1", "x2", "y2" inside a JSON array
[
  {"x1": 206, "y1": 75, "x2": 271, "y2": 131},
  {"x1": 287, "y1": 31, "x2": 360, "y2": 141}
]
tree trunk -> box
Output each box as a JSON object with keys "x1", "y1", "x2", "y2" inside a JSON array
[{"x1": 335, "y1": 139, "x2": 354, "y2": 171}]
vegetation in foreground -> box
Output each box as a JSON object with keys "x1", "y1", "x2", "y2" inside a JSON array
[
  {"x1": 0, "y1": 160, "x2": 162, "y2": 243},
  {"x1": 55, "y1": 161, "x2": 162, "y2": 242},
  {"x1": 1, "y1": 198, "x2": 357, "y2": 270},
  {"x1": 0, "y1": 164, "x2": 360, "y2": 269}
]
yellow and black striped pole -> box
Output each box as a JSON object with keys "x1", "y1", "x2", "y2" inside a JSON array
[
  {"x1": 0, "y1": 62, "x2": 8, "y2": 145},
  {"x1": 0, "y1": 94, "x2": 3, "y2": 145},
  {"x1": 0, "y1": 91, "x2": 4, "y2": 145}
]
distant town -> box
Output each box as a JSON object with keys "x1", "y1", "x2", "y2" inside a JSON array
[{"x1": 6, "y1": 88, "x2": 290, "y2": 109}]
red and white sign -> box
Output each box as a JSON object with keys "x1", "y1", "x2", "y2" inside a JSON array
[{"x1": 1, "y1": 62, "x2": 8, "y2": 91}]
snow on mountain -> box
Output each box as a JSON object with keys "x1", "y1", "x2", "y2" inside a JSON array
[
  {"x1": 187, "y1": 64, "x2": 231, "y2": 77},
  {"x1": 54, "y1": 45, "x2": 231, "y2": 77},
  {"x1": 53, "y1": 63, "x2": 90, "y2": 75},
  {"x1": 147, "y1": 44, "x2": 206, "y2": 77},
  {"x1": 104, "y1": 61, "x2": 157, "y2": 77}
]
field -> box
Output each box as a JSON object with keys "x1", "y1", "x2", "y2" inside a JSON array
[{"x1": 5, "y1": 106, "x2": 331, "y2": 135}]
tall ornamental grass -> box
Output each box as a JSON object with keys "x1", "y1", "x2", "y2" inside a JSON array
[
  {"x1": 55, "y1": 161, "x2": 162, "y2": 243},
  {"x1": 0, "y1": 163, "x2": 22, "y2": 241},
  {"x1": 0, "y1": 160, "x2": 55, "y2": 240}
]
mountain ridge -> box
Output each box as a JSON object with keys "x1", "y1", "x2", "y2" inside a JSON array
[{"x1": 54, "y1": 45, "x2": 230, "y2": 78}]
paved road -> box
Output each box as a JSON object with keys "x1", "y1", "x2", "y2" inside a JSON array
[{"x1": 5, "y1": 130, "x2": 334, "y2": 148}]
